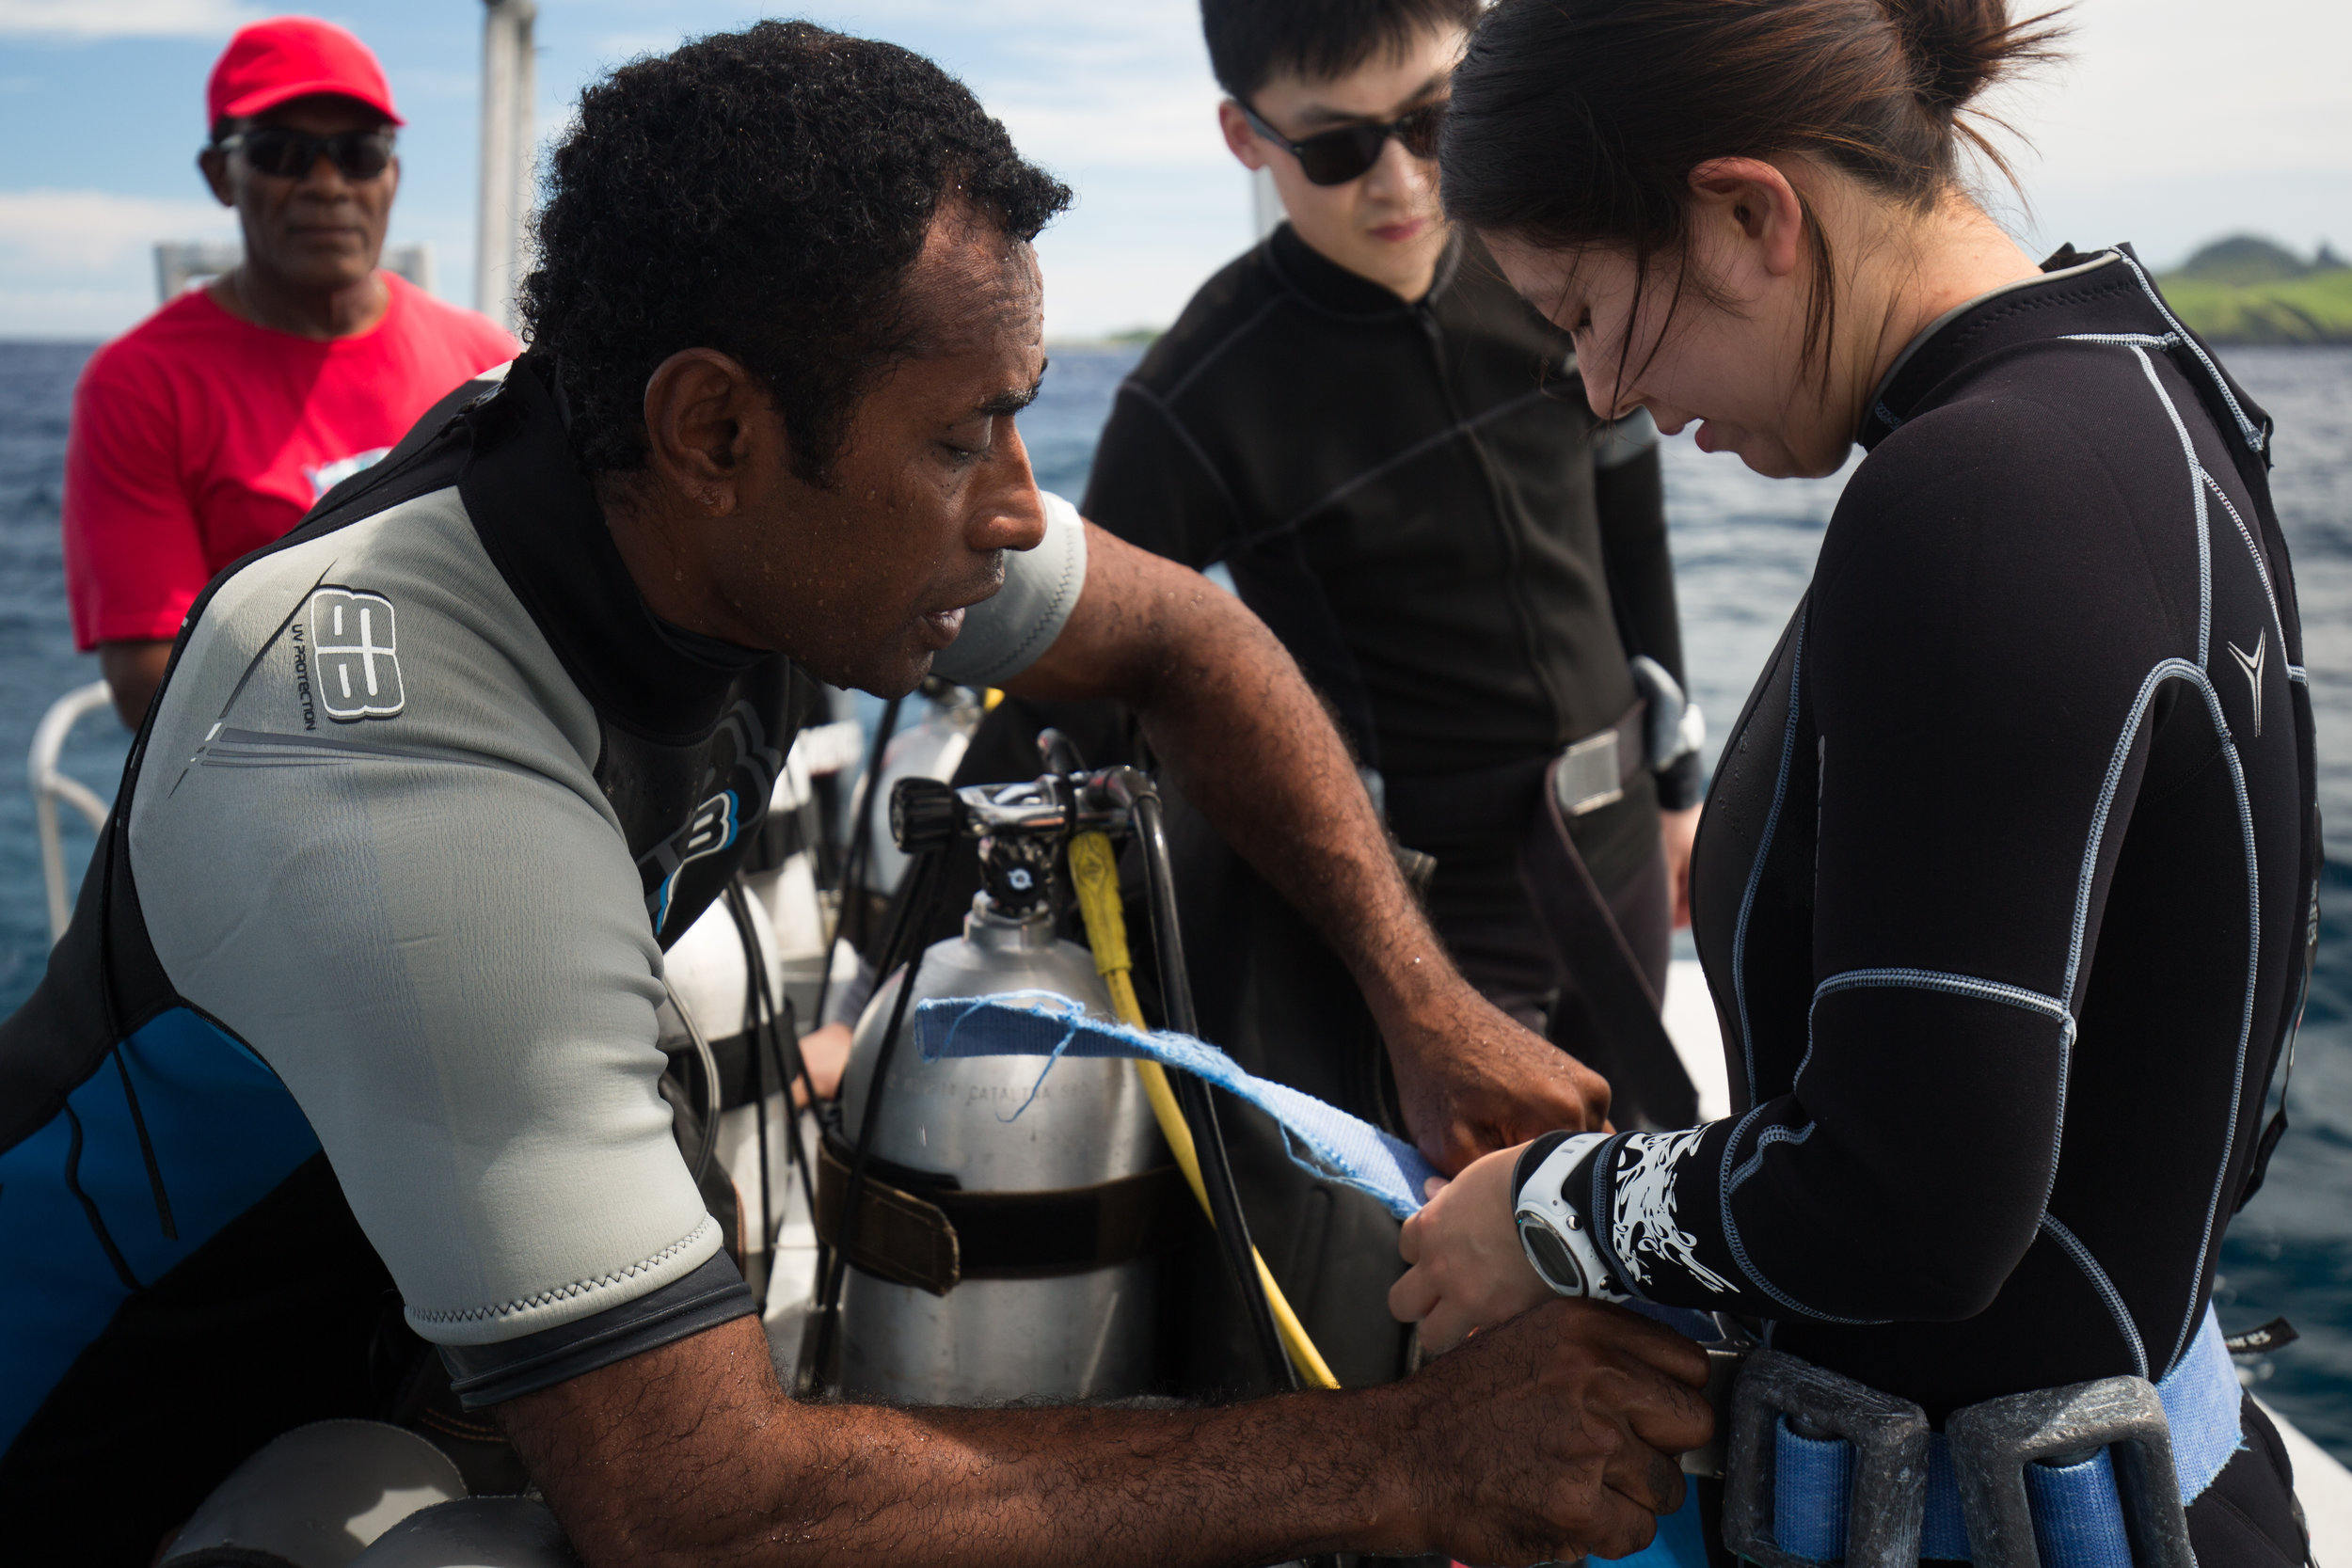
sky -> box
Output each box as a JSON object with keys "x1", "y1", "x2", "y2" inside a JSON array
[{"x1": 0, "y1": 0, "x2": 2346, "y2": 341}]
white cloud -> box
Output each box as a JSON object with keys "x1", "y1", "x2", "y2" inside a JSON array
[
  {"x1": 0, "y1": 188, "x2": 234, "y2": 269},
  {"x1": 1979, "y1": 0, "x2": 2352, "y2": 182},
  {"x1": 0, "y1": 0, "x2": 255, "y2": 39}
]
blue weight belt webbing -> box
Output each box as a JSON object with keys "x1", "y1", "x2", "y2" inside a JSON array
[{"x1": 1772, "y1": 1307, "x2": 2244, "y2": 1567}]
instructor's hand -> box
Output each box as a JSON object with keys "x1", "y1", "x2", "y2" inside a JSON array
[
  {"x1": 1385, "y1": 1297, "x2": 1712, "y2": 1565},
  {"x1": 1391, "y1": 1142, "x2": 1554, "y2": 1352},
  {"x1": 1387, "y1": 986, "x2": 1610, "y2": 1173},
  {"x1": 1661, "y1": 804, "x2": 1701, "y2": 929}
]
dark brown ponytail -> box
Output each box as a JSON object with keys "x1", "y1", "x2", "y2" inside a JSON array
[
  {"x1": 1883, "y1": 0, "x2": 2037, "y2": 119},
  {"x1": 1442, "y1": 0, "x2": 2067, "y2": 376}
]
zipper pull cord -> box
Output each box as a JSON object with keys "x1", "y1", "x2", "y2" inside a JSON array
[{"x1": 111, "y1": 1045, "x2": 177, "y2": 1242}]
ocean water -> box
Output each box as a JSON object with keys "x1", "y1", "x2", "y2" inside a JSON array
[{"x1": 2, "y1": 340, "x2": 2347, "y2": 1456}]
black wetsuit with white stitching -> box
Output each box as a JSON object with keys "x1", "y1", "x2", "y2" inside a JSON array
[{"x1": 1546, "y1": 251, "x2": 2319, "y2": 1545}]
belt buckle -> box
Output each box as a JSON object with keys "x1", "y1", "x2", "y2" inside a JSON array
[
  {"x1": 1723, "y1": 1348, "x2": 1931, "y2": 1568},
  {"x1": 1680, "y1": 1343, "x2": 1749, "y2": 1479},
  {"x1": 1947, "y1": 1374, "x2": 2194, "y2": 1568},
  {"x1": 1553, "y1": 729, "x2": 1624, "y2": 818}
]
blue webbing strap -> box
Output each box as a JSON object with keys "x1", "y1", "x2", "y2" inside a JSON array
[
  {"x1": 918, "y1": 998, "x2": 1740, "y2": 1567},
  {"x1": 1776, "y1": 1431, "x2": 2120, "y2": 1564},
  {"x1": 2023, "y1": 1449, "x2": 2137, "y2": 1568},
  {"x1": 1775, "y1": 1421, "x2": 1856, "y2": 1560},
  {"x1": 1767, "y1": 1306, "x2": 2245, "y2": 1563},
  {"x1": 1926, "y1": 1439, "x2": 1971, "y2": 1560},
  {"x1": 1624, "y1": 1490, "x2": 1713, "y2": 1568},
  {"x1": 913, "y1": 994, "x2": 1440, "y2": 1219}
]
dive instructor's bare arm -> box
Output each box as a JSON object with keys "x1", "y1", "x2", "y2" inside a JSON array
[
  {"x1": 1009, "y1": 522, "x2": 1611, "y2": 1169},
  {"x1": 498, "y1": 1302, "x2": 1710, "y2": 1567}
]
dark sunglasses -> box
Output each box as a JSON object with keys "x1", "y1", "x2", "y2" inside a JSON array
[
  {"x1": 1237, "y1": 98, "x2": 1444, "y2": 186},
  {"x1": 217, "y1": 127, "x2": 396, "y2": 182}
]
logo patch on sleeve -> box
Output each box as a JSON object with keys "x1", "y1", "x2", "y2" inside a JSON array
[
  {"x1": 647, "y1": 790, "x2": 741, "y2": 929},
  {"x1": 308, "y1": 588, "x2": 405, "y2": 721}
]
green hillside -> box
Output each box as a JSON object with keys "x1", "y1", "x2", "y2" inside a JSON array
[{"x1": 2156, "y1": 235, "x2": 2352, "y2": 344}]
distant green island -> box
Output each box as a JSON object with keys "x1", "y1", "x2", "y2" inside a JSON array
[
  {"x1": 2157, "y1": 235, "x2": 2352, "y2": 345},
  {"x1": 1060, "y1": 239, "x2": 2348, "y2": 351}
]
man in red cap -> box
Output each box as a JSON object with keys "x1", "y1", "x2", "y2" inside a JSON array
[{"x1": 61, "y1": 16, "x2": 516, "y2": 727}]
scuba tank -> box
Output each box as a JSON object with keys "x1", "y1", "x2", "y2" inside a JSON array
[
  {"x1": 810, "y1": 754, "x2": 1311, "y2": 1406},
  {"x1": 827, "y1": 771, "x2": 1168, "y2": 1403},
  {"x1": 859, "y1": 678, "x2": 984, "y2": 899},
  {"x1": 834, "y1": 890, "x2": 1164, "y2": 1402}
]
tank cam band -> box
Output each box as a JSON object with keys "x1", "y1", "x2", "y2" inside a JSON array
[{"x1": 813, "y1": 1131, "x2": 1188, "y2": 1295}]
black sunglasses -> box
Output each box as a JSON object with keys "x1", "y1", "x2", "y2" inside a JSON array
[
  {"x1": 1238, "y1": 98, "x2": 1444, "y2": 186},
  {"x1": 217, "y1": 127, "x2": 396, "y2": 182}
]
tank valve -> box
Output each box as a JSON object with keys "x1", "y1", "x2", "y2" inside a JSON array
[
  {"x1": 890, "y1": 776, "x2": 963, "y2": 853},
  {"x1": 981, "y1": 835, "x2": 1059, "y2": 915}
]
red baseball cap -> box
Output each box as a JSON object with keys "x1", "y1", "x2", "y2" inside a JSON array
[{"x1": 206, "y1": 17, "x2": 404, "y2": 130}]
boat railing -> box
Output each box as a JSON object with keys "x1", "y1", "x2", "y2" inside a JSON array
[{"x1": 29, "y1": 681, "x2": 114, "y2": 944}]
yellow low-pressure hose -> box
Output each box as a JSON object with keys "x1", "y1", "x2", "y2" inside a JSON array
[{"x1": 1066, "y1": 831, "x2": 1340, "y2": 1390}]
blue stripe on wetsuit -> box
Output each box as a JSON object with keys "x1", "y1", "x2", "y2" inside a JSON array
[{"x1": 0, "y1": 1008, "x2": 319, "y2": 1443}]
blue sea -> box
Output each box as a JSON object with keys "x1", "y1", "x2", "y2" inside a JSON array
[{"x1": 4, "y1": 339, "x2": 2348, "y2": 1456}]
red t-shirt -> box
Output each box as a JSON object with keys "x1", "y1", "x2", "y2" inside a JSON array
[{"x1": 62, "y1": 273, "x2": 516, "y2": 649}]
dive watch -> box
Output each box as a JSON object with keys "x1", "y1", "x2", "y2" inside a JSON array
[{"x1": 1512, "y1": 1132, "x2": 1625, "y2": 1300}]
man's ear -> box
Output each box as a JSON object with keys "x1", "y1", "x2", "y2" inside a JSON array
[
  {"x1": 640, "y1": 348, "x2": 783, "y2": 518},
  {"x1": 199, "y1": 147, "x2": 235, "y2": 207},
  {"x1": 1216, "y1": 101, "x2": 1269, "y2": 172},
  {"x1": 1687, "y1": 156, "x2": 1808, "y2": 280}
]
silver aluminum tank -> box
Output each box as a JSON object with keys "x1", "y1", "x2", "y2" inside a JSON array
[{"x1": 836, "y1": 894, "x2": 1164, "y2": 1403}]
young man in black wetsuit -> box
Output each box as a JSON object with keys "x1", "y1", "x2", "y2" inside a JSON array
[{"x1": 1085, "y1": 0, "x2": 1706, "y2": 1133}]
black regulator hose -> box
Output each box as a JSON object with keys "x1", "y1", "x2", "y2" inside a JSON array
[
  {"x1": 811, "y1": 692, "x2": 904, "y2": 1034},
  {"x1": 804, "y1": 843, "x2": 947, "y2": 1392},
  {"x1": 1119, "y1": 775, "x2": 1297, "y2": 1393}
]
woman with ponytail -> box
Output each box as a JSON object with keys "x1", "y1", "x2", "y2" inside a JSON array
[{"x1": 1391, "y1": 3, "x2": 2318, "y2": 1561}]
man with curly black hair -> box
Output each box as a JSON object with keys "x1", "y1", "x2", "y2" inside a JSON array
[{"x1": 0, "y1": 23, "x2": 1708, "y2": 1564}]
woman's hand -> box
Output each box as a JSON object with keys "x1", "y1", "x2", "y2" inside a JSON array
[{"x1": 1391, "y1": 1141, "x2": 1556, "y2": 1353}]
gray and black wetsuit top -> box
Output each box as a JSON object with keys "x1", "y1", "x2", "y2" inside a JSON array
[
  {"x1": 0, "y1": 356, "x2": 1087, "y2": 1553},
  {"x1": 1541, "y1": 250, "x2": 2320, "y2": 1439}
]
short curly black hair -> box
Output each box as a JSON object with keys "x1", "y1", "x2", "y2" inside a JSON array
[{"x1": 520, "y1": 21, "x2": 1072, "y2": 484}]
